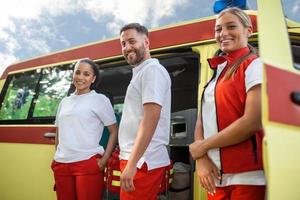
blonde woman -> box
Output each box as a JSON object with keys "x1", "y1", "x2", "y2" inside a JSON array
[{"x1": 190, "y1": 7, "x2": 265, "y2": 200}]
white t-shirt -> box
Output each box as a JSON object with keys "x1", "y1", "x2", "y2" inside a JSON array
[
  {"x1": 54, "y1": 90, "x2": 116, "y2": 163},
  {"x1": 118, "y1": 58, "x2": 171, "y2": 170},
  {"x1": 202, "y1": 58, "x2": 266, "y2": 186}
]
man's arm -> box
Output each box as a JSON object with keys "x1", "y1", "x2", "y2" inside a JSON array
[{"x1": 120, "y1": 103, "x2": 161, "y2": 192}]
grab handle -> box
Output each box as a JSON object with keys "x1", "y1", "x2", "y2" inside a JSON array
[
  {"x1": 44, "y1": 132, "x2": 56, "y2": 138},
  {"x1": 291, "y1": 91, "x2": 300, "y2": 106}
]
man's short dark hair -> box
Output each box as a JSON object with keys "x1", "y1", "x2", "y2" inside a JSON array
[{"x1": 119, "y1": 23, "x2": 149, "y2": 37}]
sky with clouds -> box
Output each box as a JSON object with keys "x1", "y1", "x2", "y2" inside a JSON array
[{"x1": 0, "y1": 0, "x2": 299, "y2": 76}]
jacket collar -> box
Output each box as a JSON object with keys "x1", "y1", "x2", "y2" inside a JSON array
[{"x1": 207, "y1": 47, "x2": 250, "y2": 69}]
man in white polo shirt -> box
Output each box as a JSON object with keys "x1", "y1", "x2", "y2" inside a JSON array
[{"x1": 118, "y1": 23, "x2": 171, "y2": 200}]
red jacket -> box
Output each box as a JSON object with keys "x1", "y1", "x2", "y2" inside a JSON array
[{"x1": 205, "y1": 47, "x2": 263, "y2": 174}]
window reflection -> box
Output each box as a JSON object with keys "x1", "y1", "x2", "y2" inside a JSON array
[
  {"x1": 33, "y1": 65, "x2": 73, "y2": 117},
  {"x1": 0, "y1": 71, "x2": 40, "y2": 120}
]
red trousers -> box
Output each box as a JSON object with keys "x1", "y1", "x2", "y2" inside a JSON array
[
  {"x1": 120, "y1": 160, "x2": 165, "y2": 200},
  {"x1": 208, "y1": 185, "x2": 265, "y2": 200},
  {"x1": 51, "y1": 154, "x2": 104, "y2": 200}
]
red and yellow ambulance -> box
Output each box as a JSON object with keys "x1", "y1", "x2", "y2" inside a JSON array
[{"x1": 0, "y1": 0, "x2": 299, "y2": 199}]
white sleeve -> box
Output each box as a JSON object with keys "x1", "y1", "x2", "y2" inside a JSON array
[
  {"x1": 141, "y1": 65, "x2": 170, "y2": 106},
  {"x1": 96, "y1": 95, "x2": 117, "y2": 126},
  {"x1": 245, "y1": 58, "x2": 263, "y2": 92}
]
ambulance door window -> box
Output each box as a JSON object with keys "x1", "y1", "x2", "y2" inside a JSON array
[
  {"x1": 0, "y1": 70, "x2": 40, "y2": 120},
  {"x1": 32, "y1": 64, "x2": 74, "y2": 118},
  {"x1": 96, "y1": 63, "x2": 132, "y2": 116}
]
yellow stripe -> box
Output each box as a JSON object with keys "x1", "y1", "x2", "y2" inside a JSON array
[
  {"x1": 112, "y1": 180, "x2": 120, "y2": 187},
  {"x1": 112, "y1": 170, "x2": 121, "y2": 176}
]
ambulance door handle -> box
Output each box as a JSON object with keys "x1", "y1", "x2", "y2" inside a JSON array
[
  {"x1": 291, "y1": 91, "x2": 300, "y2": 106},
  {"x1": 44, "y1": 132, "x2": 56, "y2": 139}
]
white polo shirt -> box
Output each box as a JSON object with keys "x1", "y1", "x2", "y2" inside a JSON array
[
  {"x1": 54, "y1": 90, "x2": 116, "y2": 163},
  {"x1": 118, "y1": 58, "x2": 171, "y2": 170}
]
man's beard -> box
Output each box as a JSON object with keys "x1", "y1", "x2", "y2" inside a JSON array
[{"x1": 125, "y1": 45, "x2": 146, "y2": 66}]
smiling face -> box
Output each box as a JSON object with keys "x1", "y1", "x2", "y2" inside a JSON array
[
  {"x1": 72, "y1": 62, "x2": 96, "y2": 95},
  {"x1": 120, "y1": 28, "x2": 150, "y2": 66},
  {"x1": 215, "y1": 12, "x2": 252, "y2": 54}
]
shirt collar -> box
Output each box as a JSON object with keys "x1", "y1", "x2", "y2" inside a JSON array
[
  {"x1": 71, "y1": 90, "x2": 95, "y2": 97},
  {"x1": 132, "y1": 58, "x2": 157, "y2": 76}
]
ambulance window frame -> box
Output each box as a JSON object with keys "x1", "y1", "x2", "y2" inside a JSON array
[{"x1": 0, "y1": 64, "x2": 74, "y2": 125}]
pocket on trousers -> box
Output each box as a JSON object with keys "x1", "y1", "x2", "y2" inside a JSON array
[
  {"x1": 51, "y1": 160, "x2": 68, "y2": 175},
  {"x1": 51, "y1": 160, "x2": 57, "y2": 170},
  {"x1": 90, "y1": 154, "x2": 103, "y2": 173},
  {"x1": 77, "y1": 154, "x2": 103, "y2": 174}
]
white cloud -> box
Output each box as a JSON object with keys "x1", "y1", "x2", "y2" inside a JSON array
[
  {"x1": 28, "y1": 39, "x2": 50, "y2": 55},
  {"x1": 0, "y1": 54, "x2": 18, "y2": 77},
  {"x1": 0, "y1": 31, "x2": 20, "y2": 54},
  {"x1": 0, "y1": 0, "x2": 75, "y2": 76},
  {"x1": 78, "y1": 0, "x2": 188, "y2": 34},
  {"x1": 44, "y1": 0, "x2": 79, "y2": 16},
  {"x1": 72, "y1": 0, "x2": 191, "y2": 42},
  {"x1": 0, "y1": 0, "x2": 190, "y2": 76},
  {"x1": 292, "y1": 1, "x2": 300, "y2": 17},
  {"x1": 148, "y1": 0, "x2": 188, "y2": 27},
  {"x1": 0, "y1": 24, "x2": 20, "y2": 76}
]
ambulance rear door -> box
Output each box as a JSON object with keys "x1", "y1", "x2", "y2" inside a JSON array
[{"x1": 257, "y1": 0, "x2": 300, "y2": 199}]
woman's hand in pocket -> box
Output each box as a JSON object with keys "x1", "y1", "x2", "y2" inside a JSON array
[{"x1": 96, "y1": 157, "x2": 108, "y2": 171}]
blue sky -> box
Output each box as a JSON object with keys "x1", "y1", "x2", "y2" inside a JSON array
[{"x1": 0, "y1": 0, "x2": 299, "y2": 75}]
